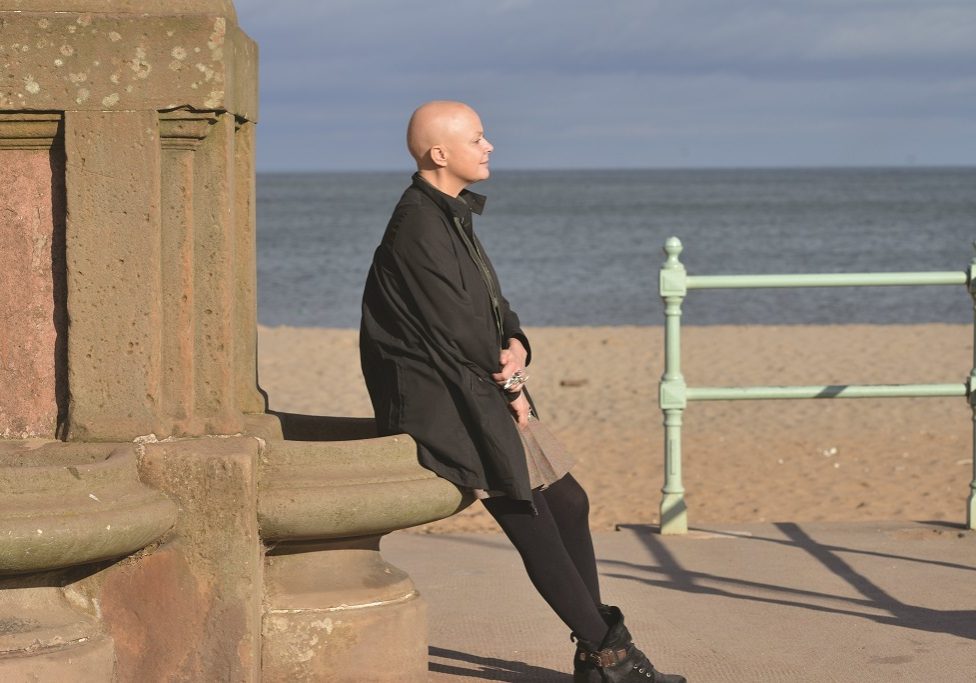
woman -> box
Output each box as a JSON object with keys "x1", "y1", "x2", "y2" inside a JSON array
[{"x1": 360, "y1": 100, "x2": 686, "y2": 683}]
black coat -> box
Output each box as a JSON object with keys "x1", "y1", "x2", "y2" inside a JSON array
[{"x1": 360, "y1": 174, "x2": 534, "y2": 502}]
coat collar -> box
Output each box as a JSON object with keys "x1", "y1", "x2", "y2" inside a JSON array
[{"x1": 411, "y1": 172, "x2": 487, "y2": 218}]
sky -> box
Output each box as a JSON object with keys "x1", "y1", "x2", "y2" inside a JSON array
[{"x1": 232, "y1": 0, "x2": 975, "y2": 172}]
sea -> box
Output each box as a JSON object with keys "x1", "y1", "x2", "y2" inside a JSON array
[{"x1": 256, "y1": 167, "x2": 975, "y2": 328}]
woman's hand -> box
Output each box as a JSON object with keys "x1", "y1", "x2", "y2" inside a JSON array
[
  {"x1": 492, "y1": 338, "x2": 528, "y2": 388},
  {"x1": 508, "y1": 391, "x2": 531, "y2": 430}
]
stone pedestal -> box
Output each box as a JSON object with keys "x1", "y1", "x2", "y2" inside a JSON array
[
  {"x1": 0, "y1": 587, "x2": 116, "y2": 683},
  {"x1": 258, "y1": 429, "x2": 471, "y2": 682},
  {"x1": 0, "y1": 441, "x2": 178, "y2": 680},
  {"x1": 0, "y1": 2, "x2": 471, "y2": 680},
  {"x1": 263, "y1": 538, "x2": 427, "y2": 683}
]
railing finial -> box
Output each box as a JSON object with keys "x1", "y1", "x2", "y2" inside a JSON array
[{"x1": 663, "y1": 236, "x2": 683, "y2": 269}]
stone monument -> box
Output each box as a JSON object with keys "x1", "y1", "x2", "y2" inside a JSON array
[{"x1": 0, "y1": 2, "x2": 467, "y2": 680}]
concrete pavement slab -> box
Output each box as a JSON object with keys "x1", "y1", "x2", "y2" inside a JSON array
[{"x1": 382, "y1": 521, "x2": 976, "y2": 682}]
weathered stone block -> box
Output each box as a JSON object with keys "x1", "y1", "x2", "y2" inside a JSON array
[
  {"x1": 133, "y1": 436, "x2": 262, "y2": 681},
  {"x1": 0, "y1": 583, "x2": 115, "y2": 682},
  {"x1": 0, "y1": 6, "x2": 256, "y2": 120},
  {"x1": 263, "y1": 538, "x2": 427, "y2": 683},
  {"x1": 62, "y1": 110, "x2": 165, "y2": 442},
  {"x1": 97, "y1": 541, "x2": 214, "y2": 682}
]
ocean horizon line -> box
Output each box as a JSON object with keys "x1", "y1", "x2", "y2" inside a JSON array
[
  {"x1": 256, "y1": 321, "x2": 972, "y2": 331},
  {"x1": 255, "y1": 164, "x2": 976, "y2": 176}
]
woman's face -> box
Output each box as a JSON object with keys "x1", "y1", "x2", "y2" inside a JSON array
[{"x1": 442, "y1": 107, "x2": 494, "y2": 187}]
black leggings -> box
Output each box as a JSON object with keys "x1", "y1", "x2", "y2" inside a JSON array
[{"x1": 481, "y1": 473, "x2": 608, "y2": 644}]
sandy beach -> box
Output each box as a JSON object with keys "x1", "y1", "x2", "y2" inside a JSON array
[{"x1": 258, "y1": 324, "x2": 973, "y2": 533}]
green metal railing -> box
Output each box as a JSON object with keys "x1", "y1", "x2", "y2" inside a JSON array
[{"x1": 657, "y1": 236, "x2": 976, "y2": 535}]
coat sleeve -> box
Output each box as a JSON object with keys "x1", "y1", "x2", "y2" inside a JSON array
[{"x1": 498, "y1": 294, "x2": 532, "y2": 366}]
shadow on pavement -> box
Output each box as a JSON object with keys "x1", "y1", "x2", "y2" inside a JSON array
[
  {"x1": 775, "y1": 522, "x2": 976, "y2": 641},
  {"x1": 607, "y1": 522, "x2": 976, "y2": 642},
  {"x1": 429, "y1": 646, "x2": 570, "y2": 681}
]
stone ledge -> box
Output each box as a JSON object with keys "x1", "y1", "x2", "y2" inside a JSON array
[
  {"x1": 258, "y1": 434, "x2": 474, "y2": 542},
  {"x1": 0, "y1": 441, "x2": 177, "y2": 575}
]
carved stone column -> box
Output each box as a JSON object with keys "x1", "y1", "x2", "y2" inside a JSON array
[
  {"x1": 158, "y1": 112, "x2": 218, "y2": 436},
  {"x1": 0, "y1": 2, "x2": 265, "y2": 680},
  {"x1": 1, "y1": 0, "x2": 259, "y2": 443}
]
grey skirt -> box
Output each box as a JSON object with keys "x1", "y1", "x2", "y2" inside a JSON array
[{"x1": 471, "y1": 415, "x2": 577, "y2": 500}]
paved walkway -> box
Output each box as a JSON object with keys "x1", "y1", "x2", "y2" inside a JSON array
[{"x1": 383, "y1": 521, "x2": 976, "y2": 682}]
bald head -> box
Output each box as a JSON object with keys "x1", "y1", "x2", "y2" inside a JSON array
[
  {"x1": 407, "y1": 100, "x2": 478, "y2": 164},
  {"x1": 406, "y1": 100, "x2": 494, "y2": 196}
]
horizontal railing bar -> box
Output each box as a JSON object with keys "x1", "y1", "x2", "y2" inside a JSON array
[
  {"x1": 687, "y1": 271, "x2": 967, "y2": 290},
  {"x1": 687, "y1": 383, "x2": 968, "y2": 401}
]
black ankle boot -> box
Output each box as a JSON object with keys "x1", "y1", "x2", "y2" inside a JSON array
[
  {"x1": 572, "y1": 605, "x2": 686, "y2": 683},
  {"x1": 572, "y1": 604, "x2": 615, "y2": 683}
]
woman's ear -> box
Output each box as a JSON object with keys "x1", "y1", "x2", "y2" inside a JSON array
[{"x1": 429, "y1": 144, "x2": 448, "y2": 168}]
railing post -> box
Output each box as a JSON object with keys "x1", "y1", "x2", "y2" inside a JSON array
[
  {"x1": 657, "y1": 236, "x2": 971, "y2": 530},
  {"x1": 659, "y1": 237, "x2": 688, "y2": 534},
  {"x1": 967, "y1": 242, "x2": 976, "y2": 530}
]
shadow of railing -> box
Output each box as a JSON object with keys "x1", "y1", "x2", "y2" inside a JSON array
[{"x1": 607, "y1": 523, "x2": 976, "y2": 641}]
